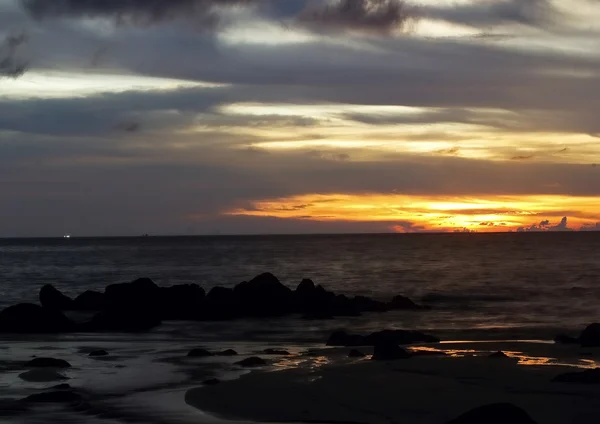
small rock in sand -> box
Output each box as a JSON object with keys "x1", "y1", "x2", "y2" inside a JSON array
[
  {"x1": 23, "y1": 391, "x2": 82, "y2": 404},
  {"x1": 447, "y1": 403, "x2": 538, "y2": 424},
  {"x1": 372, "y1": 342, "x2": 411, "y2": 361},
  {"x1": 51, "y1": 383, "x2": 72, "y2": 390},
  {"x1": 348, "y1": 349, "x2": 366, "y2": 358},
  {"x1": 552, "y1": 368, "x2": 600, "y2": 384},
  {"x1": 216, "y1": 349, "x2": 238, "y2": 356},
  {"x1": 89, "y1": 350, "x2": 109, "y2": 357},
  {"x1": 19, "y1": 369, "x2": 68, "y2": 383},
  {"x1": 203, "y1": 378, "x2": 220, "y2": 386},
  {"x1": 187, "y1": 348, "x2": 214, "y2": 357},
  {"x1": 263, "y1": 348, "x2": 291, "y2": 355},
  {"x1": 25, "y1": 357, "x2": 71, "y2": 368},
  {"x1": 488, "y1": 351, "x2": 509, "y2": 358},
  {"x1": 235, "y1": 357, "x2": 267, "y2": 367}
]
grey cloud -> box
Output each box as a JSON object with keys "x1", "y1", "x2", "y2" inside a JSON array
[
  {"x1": 21, "y1": 0, "x2": 257, "y2": 29},
  {"x1": 0, "y1": 33, "x2": 28, "y2": 78},
  {"x1": 297, "y1": 0, "x2": 415, "y2": 34}
]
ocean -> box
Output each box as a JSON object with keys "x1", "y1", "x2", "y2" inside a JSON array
[{"x1": 1, "y1": 233, "x2": 599, "y2": 423}]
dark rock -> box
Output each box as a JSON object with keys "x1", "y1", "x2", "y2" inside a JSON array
[
  {"x1": 348, "y1": 349, "x2": 366, "y2": 358},
  {"x1": 327, "y1": 329, "x2": 439, "y2": 347},
  {"x1": 216, "y1": 349, "x2": 238, "y2": 356},
  {"x1": 0, "y1": 304, "x2": 76, "y2": 334},
  {"x1": 19, "y1": 369, "x2": 68, "y2": 382},
  {"x1": 85, "y1": 309, "x2": 161, "y2": 332},
  {"x1": 233, "y1": 273, "x2": 294, "y2": 317},
  {"x1": 388, "y1": 295, "x2": 421, "y2": 310},
  {"x1": 372, "y1": 342, "x2": 411, "y2": 360},
  {"x1": 263, "y1": 348, "x2": 291, "y2": 355},
  {"x1": 579, "y1": 323, "x2": 600, "y2": 347},
  {"x1": 23, "y1": 391, "x2": 82, "y2": 404},
  {"x1": 235, "y1": 357, "x2": 267, "y2": 367},
  {"x1": 554, "y1": 334, "x2": 578, "y2": 344},
  {"x1": 352, "y1": 296, "x2": 388, "y2": 313},
  {"x1": 39, "y1": 285, "x2": 75, "y2": 311},
  {"x1": 51, "y1": 384, "x2": 72, "y2": 390},
  {"x1": 203, "y1": 378, "x2": 220, "y2": 385},
  {"x1": 187, "y1": 348, "x2": 213, "y2": 357},
  {"x1": 296, "y1": 279, "x2": 316, "y2": 294},
  {"x1": 73, "y1": 290, "x2": 105, "y2": 311},
  {"x1": 25, "y1": 357, "x2": 71, "y2": 368},
  {"x1": 302, "y1": 312, "x2": 335, "y2": 320},
  {"x1": 89, "y1": 350, "x2": 108, "y2": 357},
  {"x1": 447, "y1": 403, "x2": 538, "y2": 424},
  {"x1": 160, "y1": 284, "x2": 205, "y2": 320},
  {"x1": 489, "y1": 351, "x2": 509, "y2": 358},
  {"x1": 552, "y1": 368, "x2": 600, "y2": 384},
  {"x1": 200, "y1": 287, "x2": 239, "y2": 320},
  {"x1": 105, "y1": 278, "x2": 160, "y2": 311}
]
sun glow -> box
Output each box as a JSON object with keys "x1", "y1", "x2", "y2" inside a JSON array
[{"x1": 227, "y1": 194, "x2": 600, "y2": 232}]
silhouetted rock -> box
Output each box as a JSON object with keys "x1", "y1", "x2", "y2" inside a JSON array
[
  {"x1": 25, "y1": 357, "x2": 71, "y2": 368},
  {"x1": 263, "y1": 348, "x2": 291, "y2": 355},
  {"x1": 105, "y1": 278, "x2": 160, "y2": 311},
  {"x1": 296, "y1": 279, "x2": 316, "y2": 294},
  {"x1": 216, "y1": 349, "x2": 238, "y2": 356},
  {"x1": 187, "y1": 348, "x2": 213, "y2": 357},
  {"x1": 372, "y1": 342, "x2": 411, "y2": 360},
  {"x1": 160, "y1": 284, "x2": 205, "y2": 320},
  {"x1": 85, "y1": 309, "x2": 161, "y2": 332},
  {"x1": 447, "y1": 403, "x2": 538, "y2": 424},
  {"x1": 51, "y1": 384, "x2": 72, "y2": 390},
  {"x1": 0, "y1": 304, "x2": 76, "y2": 334},
  {"x1": 235, "y1": 357, "x2": 267, "y2": 367},
  {"x1": 554, "y1": 334, "x2": 578, "y2": 344},
  {"x1": 327, "y1": 329, "x2": 439, "y2": 347},
  {"x1": 233, "y1": 273, "x2": 294, "y2": 317},
  {"x1": 39, "y1": 285, "x2": 75, "y2": 311},
  {"x1": 203, "y1": 378, "x2": 220, "y2": 385},
  {"x1": 579, "y1": 323, "x2": 600, "y2": 347},
  {"x1": 353, "y1": 296, "x2": 388, "y2": 312},
  {"x1": 388, "y1": 295, "x2": 421, "y2": 310},
  {"x1": 19, "y1": 369, "x2": 68, "y2": 382},
  {"x1": 552, "y1": 368, "x2": 600, "y2": 384},
  {"x1": 489, "y1": 351, "x2": 509, "y2": 358},
  {"x1": 200, "y1": 287, "x2": 239, "y2": 320},
  {"x1": 88, "y1": 350, "x2": 108, "y2": 357},
  {"x1": 23, "y1": 391, "x2": 82, "y2": 404},
  {"x1": 73, "y1": 290, "x2": 104, "y2": 311},
  {"x1": 348, "y1": 349, "x2": 366, "y2": 358}
]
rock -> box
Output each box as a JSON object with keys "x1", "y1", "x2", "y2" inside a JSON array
[
  {"x1": 39, "y1": 285, "x2": 75, "y2": 311},
  {"x1": 23, "y1": 391, "x2": 82, "y2": 404},
  {"x1": 187, "y1": 348, "x2": 213, "y2": 357},
  {"x1": 233, "y1": 273, "x2": 294, "y2": 317},
  {"x1": 447, "y1": 403, "x2": 538, "y2": 424},
  {"x1": 489, "y1": 351, "x2": 509, "y2": 358},
  {"x1": 51, "y1": 384, "x2": 72, "y2": 390},
  {"x1": 579, "y1": 323, "x2": 600, "y2": 347},
  {"x1": 296, "y1": 279, "x2": 316, "y2": 294},
  {"x1": 372, "y1": 342, "x2": 411, "y2": 360},
  {"x1": 25, "y1": 357, "x2": 71, "y2": 368},
  {"x1": 326, "y1": 329, "x2": 439, "y2": 347},
  {"x1": 19, "y1": 369, "x2": 68, "y2": 382},
  {"x1": 552, "y1": 368, "x2": 600, "y2": 384},
  {"x1": 235, "y1": 357, "x2": 267, "y2": 367},
  {"x1": 203, "y1": 378, "x2": 220, "y2": 386},
  {"x1": 348, "y1": 349, "x2": 366, "y2": 358},
  {"x1": 105, "y1": 278, "x2": 161, "y2": 311},
  {"x1": 554, "y1": 334, "x2": 578, "y2": 344},
  {"x1": 388, "y1": 295, "x2": 422, "y2": 310},
  {"x1": 89, "y1": 350, "x2": 108, "y2": 357},
  {"x1": 216, "y1": 349, "x2": 238, "y2": 356},
  {"x1": 0, "y1": 303, "x2": 76, "y2": 334},
  {"x1": 200, "y1": 287, "x2": 239, "y2": 320},
  {"x1": 302, "y1": 312, "x2": 335, "y2": 320},
  {"x1": 160, "y1": 284, "x2": 205, "y2": 320},
  {"x1": 352, "y1": 296, "x2": 388, "y2": 313},
  {"x1": 73, "y1": 290, "x2": 105, "y2": 311},
  {"x1": 85, "y1": 309, "x2": 161, "y2": 332},
  {"x1": 263, "y1": 348, "x2": 291, "y2": 355}
]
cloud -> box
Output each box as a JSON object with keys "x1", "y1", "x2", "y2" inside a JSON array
[
  {"x1": 21, "y1": 0, "x2": 257, "y2": 29},
  {"x1": 0, "y1": 33, "x2": 28, "y2": 78},
  {"x1": 297, "y1": 0, "x2": 416, "y2": 34}
]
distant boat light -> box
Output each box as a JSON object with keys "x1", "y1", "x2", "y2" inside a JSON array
[{"x1": 64, "y1": 234, "x2": 71, "y2": 238}]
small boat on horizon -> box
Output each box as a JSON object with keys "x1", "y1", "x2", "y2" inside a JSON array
[{"x1": 63, "y1": 234, "x2": 71, "y2": 239}]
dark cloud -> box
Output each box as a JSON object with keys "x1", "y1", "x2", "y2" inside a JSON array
[
  {"x1": 21, "y1": 0, "x2": 257, "y2": 29},
  {"x1": 297, "y1": 0, "x2": 415, "y2": 34},
  {"x1": 0, "y1": 33, "x2": 28, "y2": 78}
]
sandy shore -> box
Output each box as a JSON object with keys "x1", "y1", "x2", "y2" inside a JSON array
[{"x1": 186, "y1": 341, "x2": 600, "y2": 424}]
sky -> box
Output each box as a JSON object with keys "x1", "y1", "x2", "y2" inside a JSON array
[{"x1": 1, "y1": 0, "x2": 600, "y2": 237}]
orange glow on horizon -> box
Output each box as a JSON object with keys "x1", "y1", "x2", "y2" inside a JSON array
[{"x1": 226, "y1": 194, "x2": 600, "y2": 232}]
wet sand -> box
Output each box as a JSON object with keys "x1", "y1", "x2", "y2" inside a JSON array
[{"x1": 186, "y1": 342, "x2": 600, "y2": 424}]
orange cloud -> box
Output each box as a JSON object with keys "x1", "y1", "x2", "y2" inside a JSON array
[{"x1": 227, "y1": 193, "x2": 600, "y2": 232}]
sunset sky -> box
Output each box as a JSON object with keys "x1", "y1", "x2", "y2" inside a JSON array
[{"x1": 1, "y1": 0, "x2": 599, "y2": 236}]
